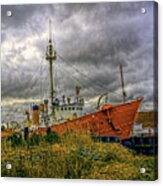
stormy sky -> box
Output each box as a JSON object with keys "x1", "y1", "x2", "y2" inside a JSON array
[{"x1": 1, "y1": 2, "x2": 156, "y2": 122}]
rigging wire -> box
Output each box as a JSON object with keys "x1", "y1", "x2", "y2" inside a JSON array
[
  {"x1": 2, "y1": 56, "x2": 47, "y2": 119},
  {"x1": 56, "y1": 59, "x2": 122, "y2": 106},
  {"x1": 2, "y1": 27, "x2": 50, "y2": 122},
  {"x1": 57, "y1": 53, "x2": 126, "y2": 98},
  {"x1": 56, "y1": 60, "x2": 84, "y2": 87},
  {"x1": 2, "y1": 32, "x2": 135, "y2": 122},
  {"x1": 56, "y1": 58, "x2": 103, "y2": 96}
]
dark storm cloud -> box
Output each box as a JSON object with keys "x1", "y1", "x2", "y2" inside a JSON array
[
  {"x1": 1, "y1": 2, "x2": 156, "y2": 121},
  {"x1": 1, "y1": 5, "x2": 36, "y2": 27}
]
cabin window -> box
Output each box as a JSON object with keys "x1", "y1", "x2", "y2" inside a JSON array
[
  {"x1": 69, "y1": 107, "x2": 71, "y2": 111},
  {"x1": 61, "y1": 107, "x2": 63, "y2": 111},
  {"x1": 65, "y1": 107, "x2": 67, "y2": 111},
  {"x1": 72, "y1": 107, "x2": 75, "y2": 110}
]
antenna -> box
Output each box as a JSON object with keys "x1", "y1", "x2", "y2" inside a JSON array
[
  {"x1": 49, "y1": 19, "x2": 52, "y2": 42},
  {"x1": 120, "y1": 64, "x2": 126, "y2": 103}
]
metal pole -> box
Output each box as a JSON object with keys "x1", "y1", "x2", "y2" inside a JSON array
[
  {"x1": 120, "y1": 64, "x2": 126, "y2": 103},
  {"x1": 46, "y1": 19, "x2": 57, "y2": 116},
  {"x1": 49, "y1": 60, "x2": 54, "y2": 114}
]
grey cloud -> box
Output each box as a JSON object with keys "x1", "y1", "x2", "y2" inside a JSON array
[{"x1": 1, "y1": 2, "x2": 156, "y2": 122}]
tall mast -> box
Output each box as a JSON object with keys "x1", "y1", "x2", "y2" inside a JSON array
[
  {"x1": 120, "y1": 64, "x2": 126, "y2": 103},
  {"x1": 46, "y1": 19, "x2": 57, "y2": 115}
]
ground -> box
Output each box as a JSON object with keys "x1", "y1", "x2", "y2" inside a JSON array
[{"x1": 1, "y1": 132, "x2": 157, "y2": 180}]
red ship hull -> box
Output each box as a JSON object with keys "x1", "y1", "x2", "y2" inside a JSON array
[{"x1": 38, "y1": 98, "x2": 142, "y2": 140}]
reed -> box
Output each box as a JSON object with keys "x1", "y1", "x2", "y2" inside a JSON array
[{"x1": 1, "y1": 132, "x2": 156, "y2": 180}]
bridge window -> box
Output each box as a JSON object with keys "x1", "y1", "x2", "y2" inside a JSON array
[{"x1": 77, "y1": 107, "x2": 83, "y2": 111}]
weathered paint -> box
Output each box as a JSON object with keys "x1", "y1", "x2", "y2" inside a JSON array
[{"x1": 38, "y1": 98, "x2": 142, "y2": 140}]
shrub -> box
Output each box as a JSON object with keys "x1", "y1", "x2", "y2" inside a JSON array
[
  {"x1": 45, "y1": 131, "x2": 60, "y2": 144},
  {"x1": 11, "y1": 134, "x2": 26, "y2": 147}
]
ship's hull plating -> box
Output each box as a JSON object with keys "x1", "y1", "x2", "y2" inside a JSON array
[{"x1": 39, "y1": 98, "x2": 142, "y2": 140}]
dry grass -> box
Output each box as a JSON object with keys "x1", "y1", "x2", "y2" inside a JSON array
[{"x1": 1, "y1": 133, "x2": 157, "y2": 180}]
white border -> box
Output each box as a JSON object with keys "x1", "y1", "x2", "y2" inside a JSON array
[{"x1": 0, "y1": 0, "x2": 162, "y2": 186}]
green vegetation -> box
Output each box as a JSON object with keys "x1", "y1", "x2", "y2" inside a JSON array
[
  {"x1": 1, "y1": 132, "x2": 157, "y2": 180},
  {"x1": 9, "y1": 131, "x2": 60, "y2": 147}
]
